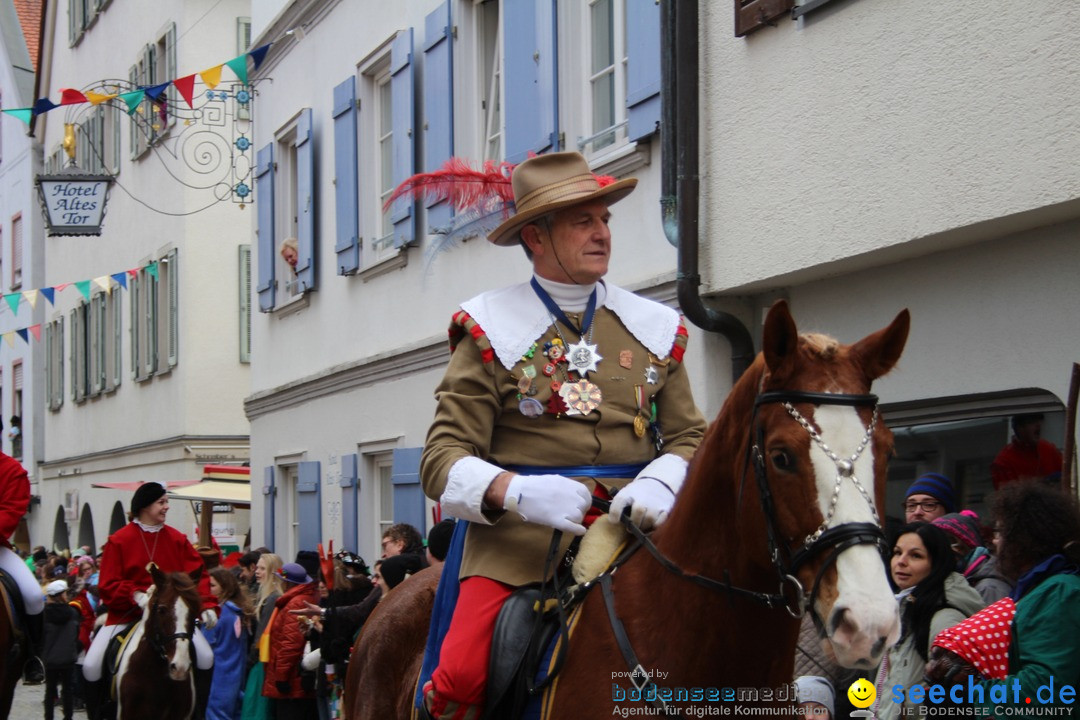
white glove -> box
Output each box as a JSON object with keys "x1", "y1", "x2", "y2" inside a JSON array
[
  {"x1": 504, "y1": 474, "x2": 591, "y2": 536},
  {"x1": 201, "y1": 609, "x2": 218, "y2": 628},
  {"x1": 133, "y1": 591, "x2": 149, "y2": 609},
  {"x1": 609, "y1": 477, "x2": 675, "y2": 531}
]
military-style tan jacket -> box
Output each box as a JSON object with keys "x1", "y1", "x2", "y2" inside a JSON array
[{"x1": 420, "y1": 281, "x2": 706, "y2": 587}]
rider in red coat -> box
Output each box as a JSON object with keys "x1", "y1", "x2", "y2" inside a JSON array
[
  {"x1": 0, "y1": 451, "x2": 44, "y2": 672},
  {"x1": 82, "y1": 482, "x2": 219, "y2": 682}
]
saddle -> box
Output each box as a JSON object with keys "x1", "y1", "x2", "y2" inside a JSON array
[
  {"x1": 104, "y1": 622, "x2": 137, "y2": 701},
  {"x1": 0, "y1": 569, "x2": 27, "y2": 660}
]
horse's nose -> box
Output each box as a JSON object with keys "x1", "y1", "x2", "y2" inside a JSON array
[{"x1": 827, "y1": 604, "x2": 900, "y2": 668}]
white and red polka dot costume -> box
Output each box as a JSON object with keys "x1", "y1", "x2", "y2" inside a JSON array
[{"x1": 932, "y1": 597, "x2": 1017, "y2": 679}]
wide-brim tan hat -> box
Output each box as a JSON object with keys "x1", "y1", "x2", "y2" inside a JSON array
[{"x1": 488, "y1": 151, "x2": 637, "y2": 246}]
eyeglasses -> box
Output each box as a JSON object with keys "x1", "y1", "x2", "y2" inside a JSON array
[{"x1": 904, "y1": 500, "x2": 942, "y2": 513}]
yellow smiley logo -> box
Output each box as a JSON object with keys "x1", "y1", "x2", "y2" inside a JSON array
[{"x1": 847, "y1": 678, "x2": 876, "y2": 709}]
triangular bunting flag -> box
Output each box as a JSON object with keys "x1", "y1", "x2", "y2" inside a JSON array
[
  {"x1": 53, "y1": 283, "x2": 71, "y2": 293},
  {"x1": 200, "y1": 65, "x2": 223, "y2": 89},
  {"x1": 249, "y1": 44, "x2": 271, "y2": 70},
  {"x1": 119, "y1": 90, "x2": 145, "y2": 115},
  {"x1": 173, "y1": 74, "x2": 196, "y2": 108},
  {"x1": 93, "y1": 276, "x2": 112, "y2": 294},
  {"x1": 146, "y1": 262, "x2": 159, "y2": 280},
  {"x1": 15, "y1": 329, "x2": 28, "y2": 344},
  {"x1": 33, "y1": 98, "x2": 58, "y2": 115},
  {"x1": 21, "y1": 291, "x2": 38, "y2": 309},
  {"x1": 145, "y1": 82, "x2": 170, "y2": 102},
  {"x1": 110, "y1": 272, "x2": 128, "y2": 290},
  {"x1": 74, "y1": 280, "x2": 91, "y2": 300},
  {"x1": 3, "y1": 294, "x2": 19, "y2": 315},
  {"x1": 224, "y1": 55, "x2": 248, "y2": 85},
  {"x1": 3, "y1": 333, "x2": 14, "y2": 349},
  {"x1": 39, "y1": 287, "x2": 55, "y2": 306},
  {"x1": 126, "y1": 269, "x2": 139, "y2": 278},
  {"x1": 2, "y1": 108, "x2": 33, "y2": 125},
  {"x1": 60, "y1": 88, "x2": 88, "y2": 105},
  {"x1": 28, "y1": 325, "x2": 41, "y2": 342},
  {"x1": 85, "y1": 91, "x2": 117, "y2": 105}
]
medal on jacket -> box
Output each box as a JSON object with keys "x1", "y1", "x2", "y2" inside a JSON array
[
  {"x1": 561, "y1": 379, "x2": 602, "y2": 415},
  {"x1": 519, "y1": 397, "x2": 544, "y2": 418},
  {"x1": 633, "y1": 385, "x2": 649, "y2": 437},
  {"x1": 566, "y1": 340, "x2": 602, "y2": 377}
]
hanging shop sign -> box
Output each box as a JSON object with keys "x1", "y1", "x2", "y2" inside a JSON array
[{"x1": 36, "y1": 169, "x2": 114, "y2": 236}]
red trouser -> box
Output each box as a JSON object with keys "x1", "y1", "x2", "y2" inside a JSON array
[{"x1": 427, "y1": 576, "x2": 515, "y2": 718}]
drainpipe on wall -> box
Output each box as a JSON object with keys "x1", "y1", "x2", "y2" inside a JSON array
[{"x1": 660, "y1": 0, "x2": 755, "y2": 382}]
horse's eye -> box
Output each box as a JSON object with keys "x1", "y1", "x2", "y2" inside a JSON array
[{"x1": 771, "y1": 450, "x2": 796, "y2": 472}]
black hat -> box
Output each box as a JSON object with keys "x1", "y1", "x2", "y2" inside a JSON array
[
  {"x1": 426, "y1": 519, "x2": 455, "y2": 562},
  {"x1": 379, "y1": 553, "x2": 424, "y2": 590},
  {"x1": 130, "y1": 482, "x2": 167, "y2": 518},
  {"x1": 294, "y1": 550, "x2": 320, "y2": 581}
]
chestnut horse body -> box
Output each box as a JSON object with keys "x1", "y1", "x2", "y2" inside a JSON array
[
  {"x1": 0, "y1": 575, "x2": 28, "y2": 719},
  {"x1": 115, "y1": 566, "x2": 202, "y2": 720},
  {"x1": 346, "y1": 301, "x2": 909, "y2": 718}
]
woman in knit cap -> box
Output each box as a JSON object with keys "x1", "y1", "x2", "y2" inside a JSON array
[
  {"x1": 82, "y1": 482, "x2": 219, "y2": 687},
  {"x1": 932, "y1": 512, "x2": 1013, "y2": 604}
]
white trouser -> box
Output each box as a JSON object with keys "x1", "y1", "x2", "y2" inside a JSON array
[
  {"x1": 82, "y1": 620, "x2": 213, "y2": 681},
  {"x1": 0, "y1": 546, "x2": 44, "y2": 615}
]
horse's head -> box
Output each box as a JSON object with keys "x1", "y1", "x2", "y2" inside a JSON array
[
  {"x1": 752, "y1": 300, "x2": 909, "y2": 669},
  {"x1": 145, "y1": 564, "x2": 203, "y2": 681}
]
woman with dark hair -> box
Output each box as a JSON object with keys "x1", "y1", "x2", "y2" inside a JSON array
[
  {"x1": 926, "y1": 483, "x2": 1080, "y2": 709},
  {"x1": 206, "y1": 567, "x2": 254, "y2": 720},
  {"x1": 872, "y1": 523, "x2": 984, "y2": 720}
]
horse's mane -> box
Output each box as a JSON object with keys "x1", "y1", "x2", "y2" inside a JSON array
[{"x1": 156, "y1": 572, "x2": 202, "y2": 609}]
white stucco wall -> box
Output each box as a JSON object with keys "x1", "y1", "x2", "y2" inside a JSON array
[{"x1": 699, "y1": 0, "x2": 1080, "y2": 291}]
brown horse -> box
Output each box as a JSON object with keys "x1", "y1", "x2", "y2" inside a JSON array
[
  {"x1": 0, "y1": 573, "x2": 29, "y2": 718},
  {"x1": 346, "y1": 300, "x2": 910, "y2": 718},
  {"x1": 114, "y1": 565, "x2": 203, "y2": 720}
]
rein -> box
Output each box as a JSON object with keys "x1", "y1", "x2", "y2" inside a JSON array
[{"x1": 146, "y1": 598, "x2": 196, "y2": 664}]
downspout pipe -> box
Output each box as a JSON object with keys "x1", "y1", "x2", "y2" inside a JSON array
[{"x1": 660, "y1": 0, "x2": 755, "y2": 382}]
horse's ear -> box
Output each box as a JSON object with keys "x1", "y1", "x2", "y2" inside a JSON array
[
  {"x1": 148, "y1": 562, "x2": 165, "y2": 588},
  {"x1": 850, "y1": 308, "x2": 911, "y2": 381},
  {"x1": 188, "y1": 565, "x2": 202, "y2": 585},
  {"x1": 762, "y1": 300, "x2": 799, "y2": 374}
]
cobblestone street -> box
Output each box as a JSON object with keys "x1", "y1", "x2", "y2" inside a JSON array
[{"x1": 9, "y1": 678, "x2": 86, "y2": 719}]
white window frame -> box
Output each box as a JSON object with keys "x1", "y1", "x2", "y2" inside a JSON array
[
  {"x1": 10, "y1": 213, "x2": 21, "y2": 290},
  {"x1": 238, "y1": 245, "x2": 251, "y2": 363},
  {"x1": 237, "y1": 17, "x2": 252, "y2": 55},
  {"x1": 71, "y1": 302, "x2": 89, "y2": 403},
  {"x1": 45, "y1": 317, "x2": 65, "y2": 410},
  {"x1": 358, "y1": 43, "x2": 399, "y2": 271},
  {"x1": 570, "y1": 0, "x2": 629, "y2": 159},
  {"x1": 273, "y1": 118, "x2": 303, "y2": 300},
  {"x1": 460, "y1": 0, "x2": 503, "y2": 162},
  {"x1": 131, "y1": 249, "x2": 177, "y2": 382}
]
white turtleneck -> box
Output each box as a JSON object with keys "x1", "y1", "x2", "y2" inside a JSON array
[
  {"x1": 134, "y1": 519, "x2": 164, "y2": 533},
  {"x1": 532, "y1": 274, "x2": 607, "y2": 313}
]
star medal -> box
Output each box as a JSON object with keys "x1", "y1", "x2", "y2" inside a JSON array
[
  {"x1": 566, "y1": 340, "x2": 602, "y2": 377},
  {"x1": 644, "y1": 366, "x2": 659, "y2": 385},
  {"x1": 562, "y1": 380, "x2": 602, "y2": 415},
  {"x1": 518, "y1": 397, "x2": 544, "y2": 418}
]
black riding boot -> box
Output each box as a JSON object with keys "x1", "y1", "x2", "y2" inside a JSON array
[{"x1": 22, "y1": 610, "x2": 44, "y2": 683}]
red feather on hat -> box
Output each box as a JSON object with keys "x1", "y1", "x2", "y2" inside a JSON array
[{"x1": 384, "y1": 157, "x2": 515, "y2": 213}]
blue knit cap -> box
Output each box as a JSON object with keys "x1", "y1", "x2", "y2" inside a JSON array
[{"x1": 905, "y1": 473, "x2": 956, "y2": 513}]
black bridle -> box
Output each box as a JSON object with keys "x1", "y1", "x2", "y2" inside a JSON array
[{"x1": 146, "y1": 598, "x2": 196, "y2": 664}]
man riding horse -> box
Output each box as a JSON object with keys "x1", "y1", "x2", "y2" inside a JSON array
[
  {"x1": 419, "y1": 152, "x2": 707, "y2": 720},
  {"x1": 0, "y1": 452, "x2": 44, "y2": 677}
]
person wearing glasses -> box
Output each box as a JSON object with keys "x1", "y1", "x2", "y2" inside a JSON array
[{"x1": 903, "y1": 473, "x2": 956, "y2": 523}]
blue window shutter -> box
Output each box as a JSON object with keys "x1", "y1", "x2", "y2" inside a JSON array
[
  {"x1": 423, "y1": 1, "x2": 454, "y2": 232},
  {"x1": 503, "y1": 0, "x2": 558, "y2": 164},
  {"x1": 390, "y1": 447, "x2": 425, "y2": 534},
  {"x1": 626, "y1": 0, "x2": 661, "y2": 142},
  {"x1": 296, "y1": 461, "x2": 322, "y2": 552},
  {"x1": 332, "y1": 77, "x2": 360, "y2": 275},
  {"x1": 390, "y1": 29, "x2": 416, "y2": 249},
  {"x1": 262, "y1": 466, "x2": 276, "y2": 551},
  {"x1": 294, "y1": 108, "x2": 316, "y2": 292},
  {"x1": 339, "y1": 453, "x2": 359, "y2": 553},
  {"x1": 255, "y1": 143, "x2": 275, "y2": 312}
]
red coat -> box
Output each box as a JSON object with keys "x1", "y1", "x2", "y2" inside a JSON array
[
  {"x1": 0, "y1": 452, "x2": 28, "y2": 550},
  {"x1": 97, "y1": 522, "x2": 218, "y2": 625},
  {"x1": 262, "y1": 581, "x2": 319, "y2": 700},
  {"x1": 991, "y1": 439, "x2": 1063, "y2": 489},
  {"x1": 69, "y1": 590, "x2": 97, "y2": 651}
]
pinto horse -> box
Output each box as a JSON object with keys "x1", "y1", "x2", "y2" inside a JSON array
[
  {"x1": 114, "y1": 565, "x2": 203, "y2": 720},
  {"x1": 346, "y1": 301, "x2": 909, "y2": 718},
  {"x1": 0, "y1": 572, "x2": 28, "y2": 719}
]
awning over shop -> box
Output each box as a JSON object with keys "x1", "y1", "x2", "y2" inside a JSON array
[
  {"x1": 168, "y1": 480, "x2": 251, "y2": 506},
  {"x1": 91, "y1": 480, "x2": 201, "y2": 491}
]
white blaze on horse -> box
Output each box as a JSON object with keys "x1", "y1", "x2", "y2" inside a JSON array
[
  {"x1": 115, "y1": 564, "x2": 203, "y2": 720},
  {"x1": 346, "y1": 300, "x2": 909, "y2": 718}
]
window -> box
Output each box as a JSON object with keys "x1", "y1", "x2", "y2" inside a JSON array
[
  {"x1": 479, "y1": 2, "x2": 502, "y2": 161},
  {"x1": 129, "y1": 23, "x2": 175, "y2": 158},
  {"x1": 276, "y1": 127, "x2": 302, "y2": 298},
  {"x1": 131, "y1": 250, "x2": 178, "y2": 381},
  {"x1": 81, "y1": 104, "x2": 120, "y2": 174},
  {"x1": 11, "y1": 361, "x2": 22, "y2": 460},
  {"x1": 68, "y1": 0, "x2": 90, "y2": 45},
  {"x1": 370, "y1": 454, "x2": 394, "y2": 548},
  {"x1": 11, "y1": 214, "x2": 22, "y2": 289},
  {"x1": 71, "y1": 302, "x2": 89, "y2": 402},
  {"x1": 45, "y1": 317, "x2": 64, "y2": 410},
  {"x1": 71, "y1": 285, "x2": 121, "y2": 401},
  {"x1": 237, "y1": 17, "x2": 251, "y2": 55},
  {"x1": 361, "y1": 53, "x2": 400, "y2": 268},
  {"x1": 585, "y1": 0, "x2": 627, "y2": 154}
]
